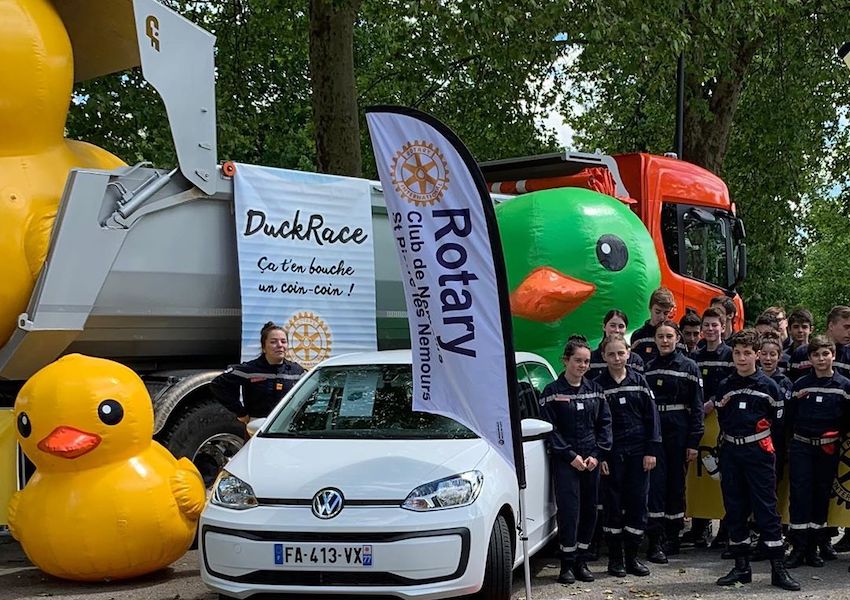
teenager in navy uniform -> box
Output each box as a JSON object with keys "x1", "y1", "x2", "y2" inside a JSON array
[
  {"x1": 644, "y1": 320, "x2": 704, "y2": 562},
  {"x1": 714, "y1": 330, "x2": 799, "y2": 590},
  {"x1": 684, "y1": 307, "x2": 734, "y2": 548},
  {"x1": 710, "y1": 295, "x2": 738, "y2": 341},
  {"x1": 782, "y1": 308, "x2": 813, "y2": 377},
  {"x1": 762, "y1": 306, "x2": 791, "y2": 351},
  {"x1": 596, "y1": 333, "x2": 660, "y2": 578},
  {"x1": 788, "y1": 305, "x2": 850, "y2": 381},
  {"x1": 211, "y1": 321, "x2": 306, "y2": 422},
  {"x1": 786, "y1": 335, "x2": 850, "y2": 568},
  {"x1": 586, "y1": 309, "x2": 643, "y2": 559},
  {"x1": 758, "y1": 331, "x2": 793, "y2": 482},
  {"x1": 587, "y1": 310, "x2": 645, "y2": 380},
  {"x1": 679, "y1": 311, "x2": 702, "y2": 354},
  {"x1": 540, "y1": 335, "x2": 613, "y2": 584},
  {"x1": 630, "y1": 287, "x2": 676, "y2": 362}
]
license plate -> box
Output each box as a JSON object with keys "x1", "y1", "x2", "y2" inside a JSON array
[{"x1": 273, "y1": 543, "x2": 373, "y2": 568}]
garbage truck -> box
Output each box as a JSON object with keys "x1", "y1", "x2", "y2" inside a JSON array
[{"x1": 0, "y1": 0, "x2": 746, "y2": 488}]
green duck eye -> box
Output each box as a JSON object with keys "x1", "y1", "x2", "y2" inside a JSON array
[{"x1": 596, "y1": 235, "x2": 628, "y2": 271}]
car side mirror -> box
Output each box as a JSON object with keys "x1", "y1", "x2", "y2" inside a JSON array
[
  {"x1": 521, "y1": 418, "x2": 553, "y2": 440},
  {"x1": 246, "y1": 418, "x2": 267, "y2": 437}
]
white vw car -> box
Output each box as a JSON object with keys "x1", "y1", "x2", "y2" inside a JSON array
[{"x1": 200, "y1": 350, "x2": 558, "y2": 600}]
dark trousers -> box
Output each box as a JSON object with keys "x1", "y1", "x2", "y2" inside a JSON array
[
  {"x1": 603, "y1": 452, "x2": 649, "y2": 545},
  {"x1": 648, "y1": 418, "x2": 687, "y2": 536},
  {"x1": 719, "y1": 443, "x2": 783, "y2": 558},
  {"x1": 788, "y1": 439, "x2": 840, "y2": 544},
  {"x1": 554, "y1": 456, "x2": 600, "y2": 561}
]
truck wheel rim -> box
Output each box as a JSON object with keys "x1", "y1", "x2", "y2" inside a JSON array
[{"x1": 192, "y1": 433, "x2": 245, "y2": 487}]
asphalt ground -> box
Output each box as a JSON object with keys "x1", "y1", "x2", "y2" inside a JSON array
[{"x1": 2, "y1": 534, "x2": 850, "y2": 600}]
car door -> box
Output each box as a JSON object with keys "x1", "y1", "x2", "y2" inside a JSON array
[{"x1": 516, "y1": 361, "x2": 557, "y2": 552}]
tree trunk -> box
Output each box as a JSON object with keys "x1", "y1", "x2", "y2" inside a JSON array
[
  {"x1": 309, "y1": 0, "x2": 362, "y2": 176},
  {"x1": 682, "y1": 39, "x2": 761, "y2": 173}
]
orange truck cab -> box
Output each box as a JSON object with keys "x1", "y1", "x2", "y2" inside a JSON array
[{"x1": 480, "y1": 151, "x2": 747, "y2": 328}]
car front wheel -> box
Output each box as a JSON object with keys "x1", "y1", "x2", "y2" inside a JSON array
[{"x1": 476, "y1": 514, "x2": 513, "y2": 600}]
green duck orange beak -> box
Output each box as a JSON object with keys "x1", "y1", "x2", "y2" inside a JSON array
[
  {"x1": 37, "y1": 426, "x2": 101, "y2": 459},
  {"x1": 510, "y1": 267, "x2": 596, "y2": 322}
]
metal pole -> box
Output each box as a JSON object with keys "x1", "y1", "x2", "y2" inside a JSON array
[
  {"x1": 675, "y1": 53, "x2": 684, "y2": 159},
  {"x1": 519, "y1": 486, "x2": 533, "y2": 600}
]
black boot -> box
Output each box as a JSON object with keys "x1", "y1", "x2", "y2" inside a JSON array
[
  {"x1": 818, "y1": 539, "x2": 838, "y2": 561},
  {"x1": 607, "y1": 538, "x2": 626, "y2": 577},
  {"x1": 770, "y1": 557, "x2": 801, "y2": 591},
  {"x1": 805, "y1": 540, "x2": 824, "y2": 568},
  {"x1": 646, "y1": 533, "x2": 668, "y2": 564},
  {"x1": 574, "y1": 561, "x2": 594, "y2": 582},
  {"x1": 625, "y1": 542, "x2": 650, "y2": 577},
  {"x1": 717, "y1": 556, "x2": 752, "y2": 586},
  {"x1": 558, "y1": 559, "x2": 575, "y2": 584},
  {"x1": 786, "y1": 544, "x2": 805, "y2": 568},
  {"x1": 681, "y1": 519, "x2": 712, "y2": 548}
]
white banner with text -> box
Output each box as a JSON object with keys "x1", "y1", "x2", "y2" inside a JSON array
[{"x1": 233, "y1": 165, "x2": 377, "y2": 367}]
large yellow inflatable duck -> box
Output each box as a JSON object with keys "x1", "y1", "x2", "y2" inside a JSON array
[
  {"x1": 8, "y1": 354, "x2": 205, "y2": 581},
  {"x1": 0, "y1": 0, "x2": 124, "y2": 345}
]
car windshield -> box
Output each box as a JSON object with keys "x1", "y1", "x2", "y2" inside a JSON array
[{"x1": 262, "y1": 364, "x2": 475, "y2": 440}]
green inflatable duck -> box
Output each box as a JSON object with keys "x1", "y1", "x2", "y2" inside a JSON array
[{"x1": 496, "y1": 187, "x2": 661, "y2": 369}]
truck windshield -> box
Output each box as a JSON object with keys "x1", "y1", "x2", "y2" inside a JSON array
[
  {"x1": 682, "y1": 210, "x2": 729, "y2": 289},
  {"x1": 262, "y1": 364, "x2": 475, "y2": 439}
]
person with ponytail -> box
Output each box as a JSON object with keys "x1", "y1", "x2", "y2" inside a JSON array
[
  {"x1": 211, "y1": 321, "x2": 306, "y2": 423},
  {"x1": 540, "y1": 335, "x2": 613, "y2": 585}
]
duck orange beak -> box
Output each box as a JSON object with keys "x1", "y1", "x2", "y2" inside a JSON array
[
  {"x1": 510, "y1": 267, "x2": 596, "y2": 322},
  {"x1": 37, "y1": 426, "x2": 101, "y2": 459}
]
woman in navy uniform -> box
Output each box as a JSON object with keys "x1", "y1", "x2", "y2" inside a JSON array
[
  {"x1": 211, "y1": 321, "x2": 306, "y2": 422},
  {"x1": 596, "y1": 333, "x2": 660, "y2": 578},
  {"x1": 540, "y1": 335, "x2": 613, "y2": 585},
  {"x1": 644, "y1": 320, "x2": 703, "y2": 562},
  {"x1": 786, "y1": 335, "x2": 850, "y2": 568},
  {"x1": 714, "y1": 329, "x2": 798, "y2": 590},
  {"x1": 587, "y1": 310, "x2": 645, "y2": 381}
]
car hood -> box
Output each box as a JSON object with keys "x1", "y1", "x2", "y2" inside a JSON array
[{"x1": 228, "y1": 437, "x2": 491, "y2": 501}]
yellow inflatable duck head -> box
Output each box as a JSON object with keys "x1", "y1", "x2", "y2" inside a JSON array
[
  {"x1": 15, "y1": 354, "x2": 153, "y2": 473},
  {"x1": 0, "y1": 0, "x2": 74, "y2": 155},
  {"x1": 0, "y1": 0, "x2": 124, "y2": 345}
]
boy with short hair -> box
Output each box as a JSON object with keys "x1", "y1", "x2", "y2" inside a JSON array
[
  {"x1": 787, "y1": 308, "x2": 813, "y2": 352},
  {"x1": 710, "y1": 296, "x2": 737, "y2": 340},
  {"x1": 631, "y1": 287, "x2": 676, "y2": 362},
  {"x1": 714, "y1": 330, "x2": 799, "y2": 591},
  {"x1": 680, "y1": 311, "x2": 702, "y2": 354},
  {"x1": 789, "y1": 306, "x2": 850, "y2": 381},
  {"x1": 762, "y1": 306, "x2": 790, "y2": 349}
]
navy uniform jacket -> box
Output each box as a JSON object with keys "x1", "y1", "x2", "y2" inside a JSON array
[
  {"x1": 595, "y1": 367, "x2": 661, "y2": 457},
  {"x1": 788, "y1": 342, "x2": 850, "y2": 381},
  {"x1": 691, "y1": 343, "x2": 734, "y2": 405},
  {"x1": 211, "y1": 355, "x2": 306, "y2": 418},
  {"x1": 645, "y1": 350, "x2": 705, "y2": 449},
  {"x1": 587, "y1": 347, "x2": 644, "y2": 381},
  {"x1": 540, "y1": 375, "x2": 613, "y2": 462},
  {"x1": 788, "y1": 372, "x2": 850, "y2": 438},
  {"x1": 630, "y1": 320, "x2": 660, "y2": 362},
  {"x1": 715, "y1": 370, "x2": 784, "y2": 440}
]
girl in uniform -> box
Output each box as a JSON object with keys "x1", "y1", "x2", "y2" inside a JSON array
[
  {"x1": 643, "y1": 320, "x2": 704, "y2": 562},
  {"x1": 540, "y1": 336, "x2": 613, "y2": 584},
  {"x1": 596, "y1": 333, "x2": 660, "y2": 578}
]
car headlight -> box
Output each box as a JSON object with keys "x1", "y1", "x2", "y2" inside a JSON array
[
  {"x1": 211, "y1": 470, "x2": 258, "y2": 510},
  {"x1": 402, "y1": 471, "x2": 483, "y2": 511}
]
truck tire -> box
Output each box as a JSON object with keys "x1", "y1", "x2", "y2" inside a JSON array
[
  {"x1": 158, "y1": 397, "x2": 246, "y2": 488},
  {"x1": 476, "y1": 514, "x2": 513, "y2": 600}
]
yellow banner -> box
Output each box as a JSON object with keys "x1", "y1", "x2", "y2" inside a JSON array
[{"x1": 686, "y1": 419, "x2": 850, "y2": 526}]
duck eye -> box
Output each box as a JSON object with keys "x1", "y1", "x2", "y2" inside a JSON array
[
  {"x1": 98, "y1": 399, "x2": 124, "y2": 425},
  {"x1": 596, "y1": 234, "x2": 628, "y2": 271},
  {"x1": 17, "y1": 412, "x2": 31, "y2": 438}
]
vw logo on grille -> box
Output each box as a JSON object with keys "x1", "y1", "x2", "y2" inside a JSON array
[{"x1": 312, "y1": 487, "x2": 344, "y2": 519}]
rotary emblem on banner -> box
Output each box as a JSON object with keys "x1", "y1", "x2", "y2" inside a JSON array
[
  {"x1": 832, "y1": 437, "x2": 850, "y2": 506},
  {"x1": 390, "y1": 140, "x2": 450, "y2": 206},
  {"x1": 286, "y1": 311, "x2": 332, "y2": 369}
]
